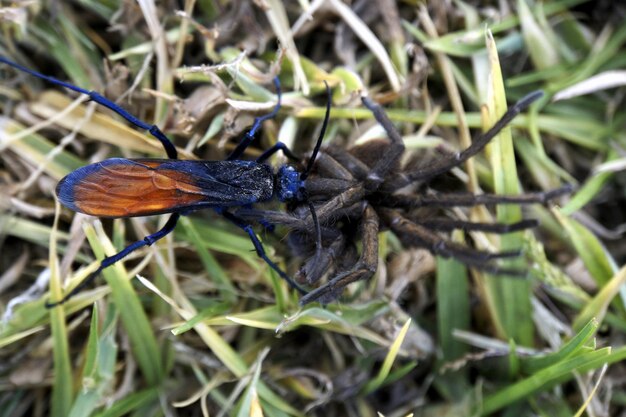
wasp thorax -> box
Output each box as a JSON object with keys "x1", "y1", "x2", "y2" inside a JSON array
[{"x1": 276, "y1": 165, "x2": 305, "y2": 202}]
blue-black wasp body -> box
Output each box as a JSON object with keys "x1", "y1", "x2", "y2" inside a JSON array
[{"x1": 55, "y1": 158, "x2": 304, "y2": 218}]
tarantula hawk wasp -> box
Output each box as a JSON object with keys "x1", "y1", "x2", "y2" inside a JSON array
[
  {"x1": 0, "y1": 55, "x2": 330, "y2": 307},
  {"x1": 235, "y1": 90, "x2": 572, "y2": 304}
]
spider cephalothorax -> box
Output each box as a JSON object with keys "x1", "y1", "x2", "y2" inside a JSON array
[{"x1": 236, "y1": 91, "x2": 571, "y2": 304}]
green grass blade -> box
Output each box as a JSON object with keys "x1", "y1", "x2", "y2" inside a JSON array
[
  {"x1": 49, "y1": 203, "x2": 73, "y2": 417},
  {"x1": 435, "y1": 254, "x2": 470, "y2": 399},
  {"x1": 84, "y1": 221, "x2": 164, "y2": 385},
  {"x1": 480, "y1": 348, "x2": 610, "y2": 415},
  {"x1": 68, "y1": 304, "x2": 118, "y2": 417},
  {"x1": 482, "y1": 30, "x2": 532, "y2": 344},
  {"x1": 573, "y1": 265, "x2": 626, "y2": 332},
  {"x1": 93, "y1": 389, "x2": 160, "y2": 417},
  {"x1": 363, "y1": 318, "x2": 411, "y2": 394},
  {"x1": 553, "y1": 209, "x2": 618, "y2": 287},
  {"x1": 521, "y1": 318, "x2": 598, "y2": 373},
  {"x1": 236, "y1": 348, "x2": 268, "y2": 417},
  {"x1": 179, "y1": 216, "x2": 237, "y2": 303}
]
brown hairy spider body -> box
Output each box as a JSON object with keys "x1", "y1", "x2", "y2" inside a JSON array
[{"x1": 236, "y1": 92, "x2": 571, "y2": 304}]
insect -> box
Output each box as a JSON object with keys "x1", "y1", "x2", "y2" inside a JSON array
[
  {"x1": 0, "y1": 56, "x2": 329, "y2": 307},
  {"x1": 234, "y1": 92, "x2": 572, "y2": 304}
]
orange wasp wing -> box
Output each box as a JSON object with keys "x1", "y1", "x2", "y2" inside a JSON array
[{"x1": 56, "y1": 158, "x2": 275, "y2": 218}]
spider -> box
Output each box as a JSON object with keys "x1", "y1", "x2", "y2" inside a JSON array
[{"x1": 235, "y1": 90, "x2": 571, "y2": 304}]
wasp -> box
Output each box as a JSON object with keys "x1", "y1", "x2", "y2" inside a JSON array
[{"x1": 0, "y1": 56, "x2": 328, "y2": 307}]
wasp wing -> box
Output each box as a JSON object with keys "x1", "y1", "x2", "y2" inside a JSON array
[{"x1": 56, "y1": 158, "x2": 274, "y2": 217}]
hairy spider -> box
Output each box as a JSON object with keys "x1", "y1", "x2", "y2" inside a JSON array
[{"x1": 236, "y1": 91, "x2": 571, "y2": 304}]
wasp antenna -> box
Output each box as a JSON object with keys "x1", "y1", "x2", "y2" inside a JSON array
[
  {"x1": 302, "y1": 81, "x2": 331, "y2": 181},
  {"x1": 515, "y1": 90, "x2": 544, "y2": 111},
  {"x1": 44, "y1": 298, "x2": 64, "y2": 309},
  {"x1": 0, "y1": 56, "x2": 90, "y2": 96}
]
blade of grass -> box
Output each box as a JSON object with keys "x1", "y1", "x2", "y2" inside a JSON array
[
  {"x1": 560, "y1": 150, "x2": 618, "y2": 215},
  {"x1": 264, "y1": 0, "x2": 309, "y2": 94},
  {"x1": 363, "y1": 318, "x2": 411, "y2": 394},
  {"x1": 521, "y1": 318, "x2": 598, "y2": 373},
  {"x1": 153, "y1": 285, "x2": 302, "y2": 415},
  {"x1": 435, "y1": 253, "x2": 471, "y2": 399},
  {"x1": 418, "y1": 6, "x2": 478, "y2": 191},
  {"x1": 405, "y1": 0, "x2": 590, "y2": 57},
  {"x1": 573, "y1": 364, "x2": 608, "y2": 417},
  {"x1": 93, "y1": 388, "x2": 160, "y2": 417},
  {"x1": 179, "y1": 216, "x2": 237, "y2": 303},
  {"x1": 296, "y1": 106, "x2": 608, "y2": 151},
  {"x1": 518, "y1": 0, "x2": 560, "y2": 70},
  {"x1": 482, "y1": 30, "x2": 532, "y2": 344},
  {"x1": 236, "y1": 348, "x2": 269, "y2": 417},
  {"x1": 573, "y1": 265, "x2": 626, "y2": 332},
  {"x1": 0, "y1": 118, "x2": 83, "y2": 180},
  {"x1": 84, "y1": 221, "x2": 164, "y2": 385},
  {"x1": 480, "y1": 348, "x2": 611, "y2": 415},
  {"x1": 2, "y1": 215, "x2": 70, "y2": 251},
  {"x1": 68, "y1": 304, "x2": 118, "y2": 417},
  {"x1": 49, "y1": 200, "x2": 73, "y2": 417},
  {"x1": 552, "y1": 208, "x2": 619, "y2": 288},
  {"x1": 29, "y1": 91, "x2": 194, "y2": 158},
  {"x1": 327, "y1": 0, "x2": 402, "y2": 91},
  {"x1": 29, "y1": 17, "x2": 99, "y2": 89}
]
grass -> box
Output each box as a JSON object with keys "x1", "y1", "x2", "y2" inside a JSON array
[{"x1": 1, "y1": 1, "x2": 626, "y2": 416}]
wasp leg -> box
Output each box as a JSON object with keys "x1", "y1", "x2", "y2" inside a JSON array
[
  {"x1": 227, "y1": 77, "x2": 282, "y2": 161},
  {"x1": 256, "y1": 142, "x2": 299, "y2": 162},
  {"x1": 45, "y1": 213, "x2": 180, "y2": 308},
  {"x1": 220, "y1": 210, "x2": 307, "y2": 295}
]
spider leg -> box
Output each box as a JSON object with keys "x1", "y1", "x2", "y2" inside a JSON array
[
  {"x1": 227, "y1": 76, "x2": 282, "y2": 161},
  {"x1": 311, "y1": 185, "x2": 367, "y2": 225},
  {"x1": 414, "y1": 218, "x2": 539, "y2": 234},
  {"x1": 45, "y1": 213, "x2": 180, "y2": 307},
  {"x1": 0, "y1": 56, "x2": 179, "y2": 159},
  {"x1": 387, "y1": 91, "x2": 544, "y2": 189},
  {"x1": 323, "y1": 147, "x2": 371, "y2": 180},
  {"x1": 220, "y1": 210, "x2": 307, "y2": 295},
  {"x1": 296, "y1": 231, "x2": 348, "y2": 285},
  {"x1": 303, "y1": 150, "x2": 360, "y2": 200},
  {"x1": 305, "y1": 178, "x2": 356, "y2": 199},
  {"x1": 234, "y1": 207, "x2": 305, "y2": 229},
  {"x1": 360, "y1": 96, "x2": 406, "y2": 190},
  {"x1": 299, "y1": 204, "x2": 379, "y2": 305},
  {"x1": 381, "y1": 185, "x2": 572, "y2": 209},
  {"x1": 312, "y1": 152, "x2": 356, "y2": 180},
  {"x1": 381, "y1": 209, "x2": 526, "y2": 274}
]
